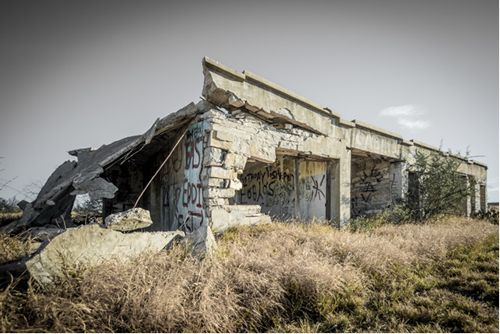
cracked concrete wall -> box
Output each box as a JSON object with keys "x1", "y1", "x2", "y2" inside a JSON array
[
  {"x1": 201, "y1": 57, "x2": 489, "y2": 221},
  {"x1": 202, "y1": 107, "x2": 351, "y2": 228},
  {"x1": 104, "y1": 118, "x2": 212, "y2": 233},
  {"x1": 101, "y1": 105, "x2": 487, "y2": 232},
  {"x1": 202, "y1": 58, "x2": 339, "y2": 137},
  {"x1": 389, "y1": 161, "x2": 408, "y2": 203}
]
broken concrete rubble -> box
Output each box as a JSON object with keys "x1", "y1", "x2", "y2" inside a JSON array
[
  {"x1": 26, "y1": 224, "x2": 184, "y2": 285},
  {"x1": 104, "y1": 207, "x2": 153, "y2": 232}
]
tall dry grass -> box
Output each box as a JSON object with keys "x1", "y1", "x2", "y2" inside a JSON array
[
  {"x1": 0, "y1": 233, "x2": 32, "y2": 264},
  {"x1": 0, "y1": 216, "x2": 498, "y2": 332}
]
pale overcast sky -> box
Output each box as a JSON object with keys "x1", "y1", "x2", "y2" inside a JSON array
[{"x1": 0, "y1": 0, "x2": 498, "y2": 201}]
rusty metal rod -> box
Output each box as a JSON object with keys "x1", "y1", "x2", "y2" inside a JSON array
[{"x1": 133, "y1": 127, "x2": 189, "y2": 209}]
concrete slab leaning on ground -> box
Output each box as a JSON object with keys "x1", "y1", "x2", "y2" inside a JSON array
[{"x1": 26, "y1": 224, "x2": 184, "y2": 285}]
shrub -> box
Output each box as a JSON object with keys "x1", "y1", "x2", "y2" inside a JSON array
[{"x1": 406, "y1": 150, "x2": 474, "y2": 220}]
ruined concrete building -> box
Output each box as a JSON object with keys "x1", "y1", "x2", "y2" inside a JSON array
[{"x1": 3, "y1": 57, "x2": 488, "y2": 249}]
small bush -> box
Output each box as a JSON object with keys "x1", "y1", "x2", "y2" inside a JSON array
[{"x1": 406, "y1": 150, "x2": 475, "y2": 220}]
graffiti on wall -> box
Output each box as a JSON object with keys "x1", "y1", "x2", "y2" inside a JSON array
[
  {"x1": 351, "y1": 160, "x2": 387, "y2": 217},
  {"x1": 163, "y1": 123, "x2": 206, "y2": 232},
  {"x1": 241, "y1": 166, "x2": 294, "y2": 205},
  {"x1": 298, "y1": 161, "x2": 327, "y2": 219},
  {"x1": 240, "y1": 161, "x2": 295, "y2": 217},
  {"x1": 302, "y1": 175, "x2": 326, "y2": 201},
  {"x1": 240, "y1": 159, "x2": 328, "y2": 219}
]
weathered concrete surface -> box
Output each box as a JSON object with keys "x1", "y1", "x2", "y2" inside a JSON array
[
  {"x1": 201, "y1": 57, "x2": 488, "y2": 220},
  {"x1": 239, "y1": 159, "x2": 296, "y2": 219},
  {"x1": 104, "y1": 208, "x2": 153, "y2": 231},
  {"x1": 185, "y1": 224, "x2": 217, "y2": 255},
  {"x1": 350, "y1": 122, "x2": 402, "y2": 160},
  {"x1": 200, "y1": 107, "x2": 352, "y2": 225},
  {"x1": 26, "y1": 224, "x2": 184, "y2": 285},
  {"x1": 237, "y1": 158, "x2": 329, "y2": 220},
  {"x1": 202, "y1": 57, "x2": 339, "y2": 136}
]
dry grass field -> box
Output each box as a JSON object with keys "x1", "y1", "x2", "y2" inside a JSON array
[{"x1": 0, "y1": 216, "x2": 498, "y2": 332}]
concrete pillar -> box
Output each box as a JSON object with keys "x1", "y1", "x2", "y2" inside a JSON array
[
  {"x1": 293, "y1": 159, "x2": 300, "y2": 219},
  {"x1": 326, "y1": 160, "x2": 335, "y2": 223},
  {"x1": 480, "y1": 183, "x2": 487, "y2": 211},
  {"x1": 331, "y1": 150, "x2": 351, "y2": 226},
  {"x1": 471, "y1": 180, "x2": 481, "y2": 213},
  {"x1": 465, "y1": 175, "x2": 472, "y2": 217},
  {"x1": 389, "y1": 161, "x2": 407, "y2": 203}
]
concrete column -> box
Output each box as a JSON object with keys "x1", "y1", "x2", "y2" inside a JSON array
[
  {"x1": 293, "y1": 159, "x2": 300, "y2": 219},
  {"x1": 471, "y1": 181, "x2": 481, "y2": 213},
  {"x1": 326, "y1": 160, "x2": 335, "y2": 222},
  {"x1": 465, "y1": 175, "x2": 472, "y2": 217},
  {"x1": 389, "y1": 161, "x2": 407, "y2": 203},
  {"x1": 331, "y1": 150, "x2": 351, "y2": 226},
  {"x1": 480, "y1": 183, "x2": 487, "y2": 211}
]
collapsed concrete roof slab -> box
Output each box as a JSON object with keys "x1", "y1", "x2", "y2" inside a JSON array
[
  {"x1": 1, "y1": 137, "x2": 141, "y2": 234},
  {"x1": 2, "y1": 101, "x2": 208, "y2": 234}
]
